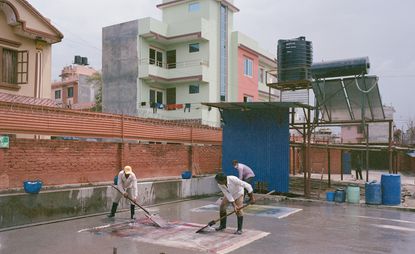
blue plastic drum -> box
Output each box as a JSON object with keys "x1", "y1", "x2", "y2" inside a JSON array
[
  {"x1": 347, "y1": 185, "x2": 360, "y2": 204},
  {"x1": 326, "y1": 192, "x2": 335, "y2": 202},
  {"x1": 335, "y1": 188, "x2": 346, "y2": 203},
  {"x1": 365, "y1": 181, "x2": 382, "y2": 205},
  {"x1": 381, "y1": 174, "x2": 401, "y2": 205}
]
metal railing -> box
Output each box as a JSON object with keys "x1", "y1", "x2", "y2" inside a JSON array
[{"x1": 139, "y1": 58, "x2": 209, "y2": 69}]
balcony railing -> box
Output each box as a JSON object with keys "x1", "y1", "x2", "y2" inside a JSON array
[
  {"x1": 139, "y1": 58, "x2": 209, "y2": 69},
  {"x1": 139, "y1": 58, "x2": 209, "y2": 82}
]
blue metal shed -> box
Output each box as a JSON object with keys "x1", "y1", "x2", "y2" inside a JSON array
[{"x1": 203, "y1": 102, "x2": 311, "y2": 193}]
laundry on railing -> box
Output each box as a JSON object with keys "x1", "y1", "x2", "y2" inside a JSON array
[
  {"x1": 184, "y1": 103, "x2": 191, "y2": 112},
  {"x1": 166, "y1": 104, "x2": 184, "y2": 110},
  {"x1": 148, "y1": 102, "x2": 194, "y2": 112}
]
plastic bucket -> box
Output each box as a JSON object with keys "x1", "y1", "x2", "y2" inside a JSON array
[
  {"x1": 347, "y1": 185, "x2": 360, "y2": 204},
  {"x1": 181, "y1": 171, "x2": 192, "y2": 179},
  {"x1": 23, "y1": 180, "x2": 43, "y2": 194},
  {"x1": 326, "y1": 192, "x2": 335, "y2": 202}
]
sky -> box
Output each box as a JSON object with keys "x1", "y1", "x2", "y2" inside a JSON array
[{"x1": 28, "y1": 0, "x2": 415, "y2": 130}]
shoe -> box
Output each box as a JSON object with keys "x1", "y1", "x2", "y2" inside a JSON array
[
  {"x1": 234, "y1": 230, "x2": 242, "y2": 235},
  {"x1": 107, "y1": 202, "x2": 118, "y2": 218},
  {"x1": 215, "y1": 225, "x2": 226, "y2": 231},
  {"x1": 130, "y1": 204, "x2": 135, "y2": 219}
]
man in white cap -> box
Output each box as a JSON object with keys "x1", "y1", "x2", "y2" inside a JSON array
[{"x1": 108, "y1": 165, "x2": 138, "y2": 219}]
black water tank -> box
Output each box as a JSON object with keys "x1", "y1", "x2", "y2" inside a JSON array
[
  {"x1": 277, "y1": 36, "x2": 313, "y2": 82},
  {"x1": 81, "y1": 57, "x2": 88, "y2": 65},
  {"x1": 74, "y1": 55, "x2": 82, "y2": 65},
  {"x1": 311, "y1": 57, "x2": 370, "y2": 79}
]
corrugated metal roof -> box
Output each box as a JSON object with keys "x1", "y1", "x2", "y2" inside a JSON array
[
  {"x1": 0, "y1": 92, "x2": 57, "y2": 107},
  {"x1": 202, "y1": 101, "x2": 313, "y2": 110}
]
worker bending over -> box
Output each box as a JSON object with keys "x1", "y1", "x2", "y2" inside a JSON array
[
  {"x1": 108, "y1": 165, "x2": 138, "y2": 219},
  {"x1": 214, "y1": 173, "x2": 255, "y2": 235}
]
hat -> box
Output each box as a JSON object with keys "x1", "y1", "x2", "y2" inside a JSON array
[{"x1": 124, "y1": 166, "x2": 133, "y2": 175}]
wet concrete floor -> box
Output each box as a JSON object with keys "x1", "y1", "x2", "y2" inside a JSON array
[{"x1": 1, "y1": 197, "x2": 415, "y2": 254}]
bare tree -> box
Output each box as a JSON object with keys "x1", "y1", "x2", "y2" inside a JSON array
[{"x1": 87, "y1": 72, "x2": 102, "y2": 112}]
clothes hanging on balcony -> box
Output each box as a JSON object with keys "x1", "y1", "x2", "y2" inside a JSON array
[
  {"x1": 166, "y1": 104, "x2": 185, "y2": 110},
  {"x1": 150, "y1": 102, "x2": 157, "y2": 113},
  {"x1": 156, "y1": 103, "x2": 164, "y2": 109},
  {"x1": 184, "y1": 103, "x2": 191, "y2": 112}
]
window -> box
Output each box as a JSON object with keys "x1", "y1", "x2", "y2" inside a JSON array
[
  {"x1": 219, "y1": 4, "x2": 228, "y2": 102},
  {"x1": 189, "y1": 43, "x2": 199, "y2": 53},
  {"x1": 243, "y1": 95, "x2": 253, "y2": 102},
  {"x1": 1, "y1": 48, "x2": 28, "y2": 84},
  {"x1": 149, "y1": 48, "x2": 163, "y2": 67},
  {"x1": 67, "y1": 87, "x2": 74, "y2": 98},
  {"x1": 259, "y1": 68, "x2": 264, "y2": 83},
  {"x1": 150, "y1": 89, "x2": 163, "y2": 104},
  {"x1": 189, "y1": 83, "x2": 199, "y2": 94},
  {"x1": 55, "y1": 90, "x2": 61, "y2": 99},
  {"x1": 188, "y1": 2, "x2": 200, "y2": 12},
  {"x1": 243, "y1": 57, "x2": 253, "y2": 77},
  {"x1": 166, "y1": 50, "x2": 176, "y2": 69},
  {"x1": 166, "y1": 88, "x2": 176, "y2": 104}
]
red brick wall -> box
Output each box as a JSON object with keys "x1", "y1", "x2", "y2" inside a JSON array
[
  {"x1": 192, "y1": 145, "x2": 222, "y2": 175},
  {"x1": 398, "y1": 154, "x2": 415, "y2": 172},
  {"x1": 0, "y1": 137, "x2": 222, "y2": 190},
  {"x1": 290, "y1": 147, "x2": 342, "y2": 174}
]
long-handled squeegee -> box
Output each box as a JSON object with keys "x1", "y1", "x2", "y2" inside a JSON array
[
  {"x1": 196, "y1": 190, "x2": 275, "y2": 233},
  {"x1": 111, "y1": 184, "x2": 167, "y2": 227}
]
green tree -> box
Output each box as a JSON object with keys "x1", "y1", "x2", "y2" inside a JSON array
[{"x1": 87, "y1": 72, "x2": 102, "y2": 112}]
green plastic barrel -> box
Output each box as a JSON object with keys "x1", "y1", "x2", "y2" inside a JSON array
[{"x1": 347, "y1": 185, "x2": 360, "y2": 204}]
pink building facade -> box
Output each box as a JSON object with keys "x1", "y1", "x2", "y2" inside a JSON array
[
  {"x1": 237, "y1": 46, "x2": 259, "y2": 102},
  {"x1": 51, "y1": 63, "x2": 98, "y2": 109}
]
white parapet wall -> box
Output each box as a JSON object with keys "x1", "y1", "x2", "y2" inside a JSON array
[{"x1": 0, "y1": 175, "x2": 220, "y2": 229}]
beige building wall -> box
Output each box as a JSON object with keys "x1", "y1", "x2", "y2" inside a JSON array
[{"x1": 0, "y1": 0, "x2": 62, "y2": 99}]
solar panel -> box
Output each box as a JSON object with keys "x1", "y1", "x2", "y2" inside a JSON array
[{"x1": 312, "y1": 75, "x2": 385, "y2": 122}]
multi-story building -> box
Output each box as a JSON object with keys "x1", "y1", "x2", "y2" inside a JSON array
[
  {"x1": 0, "y1": 0, "x2": 63, "y2": 99},
  {"x1": 51, "y1": 58, "x2": 99, "y2": 109},
  {"x1": 102, "y1": 0, "x2": 277, "y2": 126}
]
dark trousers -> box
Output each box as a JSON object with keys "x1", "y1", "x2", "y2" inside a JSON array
[
  {"x1": 244, "y1": 177, "x2": 254, "y2": 198},
  {"x1": 356, "y1": 168, "x2": 363, "y2": 180}
]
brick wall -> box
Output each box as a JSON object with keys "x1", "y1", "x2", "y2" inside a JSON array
[
  {"x1": 0, "y1": 137, "x2": 222, "y2": 190},
  {"x1": 290, "y1": 147, "x2": 342, "y2": 174}
]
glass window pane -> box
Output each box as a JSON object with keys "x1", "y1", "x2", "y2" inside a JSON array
[
  {"x1": 156, "y1": 91, "x2": 163, "y2": 104},
  {"x1": 149, "y1": 48, "x2": 155, "y2": 64},
  {"x1": 188, "y1": 2, "x2": 200, "y2": 12},
  {"x1": 244, "y1": 58, "x2": 253, "y2": 77},
  {"x1": 68, "y1": 87, "x2": 74, "y2": 98},
  {"x1": 156, "y1": 51, "x2": 163, "y2": 67},
  {"x1": 150, "y1": 90, "x2": 155, "y2": 103},
  {"x1": 189, "y1": 43, "x2": 199, "y2": 53},
  {"x1": 189, "y1": 84, "x2": 199, "y2": 94}
]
